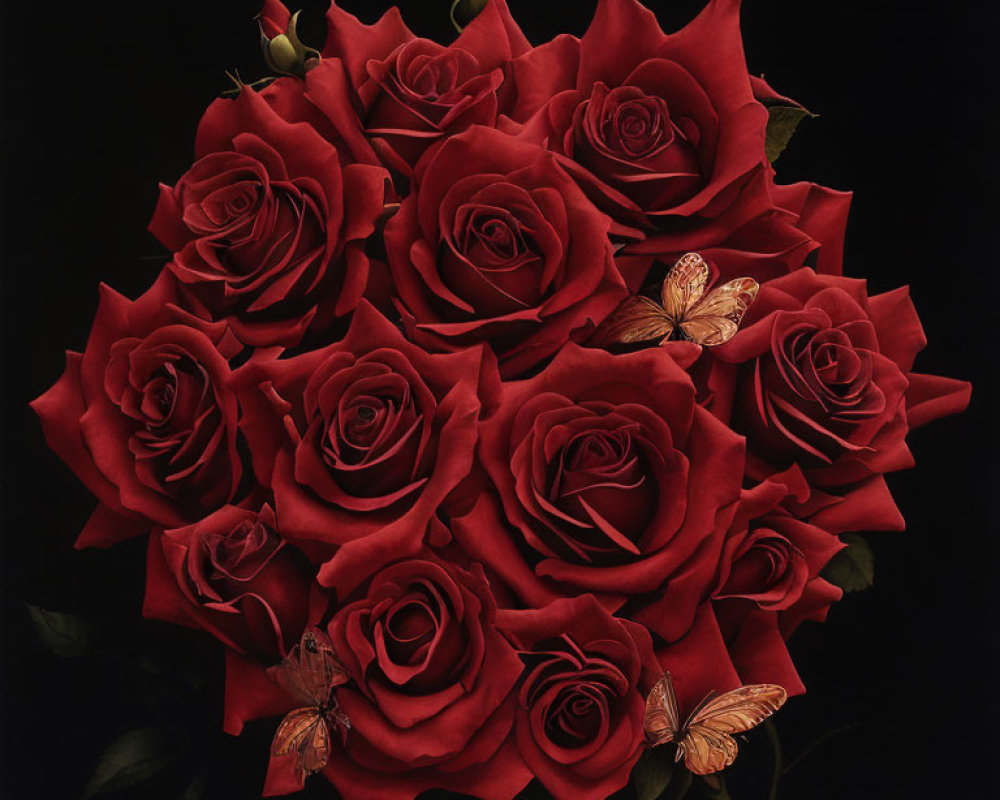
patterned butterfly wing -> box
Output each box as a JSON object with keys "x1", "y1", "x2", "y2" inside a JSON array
[
  {"x1": 680, "y1": 684, "x2": 787, "y2": 775},
  {"x1": 661, "y1": 253, "x2": 710, "y2": 321},
  {"x1": 280, "y1": 630, "x2": 350, "y2": 707},
  {"x1": 679, "y1": 724, "x2": 738, "y2": 775},
  {"x1": 271, "y1": 707, "x2": 331, "y2": 775},
  {"x1": 590, "y1": 295, "x2": 675, "y2": 346},
  {"x1": 679, "y1": 277, "x2": 759, "y2": 346},
  {"x1": 643, "y1": 673, "x2": 681, "y2": 747}
]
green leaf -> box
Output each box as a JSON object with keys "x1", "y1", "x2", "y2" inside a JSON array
[
  {"x1": 633, "y1": 749, "x2": 675, "y2": 800},
  {"x1": 764, "y1": 104, "x2": 815, "y2": 163},
  {"x1": 822, "y1": 534, "x2": 875, "y2": 592},
  {"x1": 83, "y1": 727, "x2": 184, "y2": 798},
  {"x1": 450, "y1": 0, "x2": 488, "y2": 33},
  {"x1": 26, "y1": 604, "x2": 92, "y2": 658}
]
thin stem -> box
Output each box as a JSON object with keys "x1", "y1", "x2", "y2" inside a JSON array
[
  {"x1": 764, "y1": 721, "x2": 782, "y2": 800},
  {"x1": 449, "y1": 0, "x2": 464, "y2": 34}
]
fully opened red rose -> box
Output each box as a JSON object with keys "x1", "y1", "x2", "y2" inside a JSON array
[
  {"x1": 260, "y1": 0, "x2": 530, "y2": 180},
  {"x1": 707, "y1": 268, "x2": 971, "y2": 529},
  {"x1": 498, "y1": 595, "x2": 659, "y2": 800},
  {"x1": 456, "y1": 342, "x2": 745, "y2": 641},
  {"x1": 385, "y1": 125, "x2": 626, "y2": 377},
  {"x1": 149, "y1": 88, "x2": 387, "y2": 347},
  {"x1": 236, "y1": 301, "x2": 493, "y2": 592},
  {"x1": 509, "y1": 0, "x2": 768, "y2": 231},
  {"x1": 317, "y1": 553, "x2": 530, "y2": 800},
  {"x1": 508, "y1": 0, "x2": 856, "y2": 293},
  {"x1": 32, "y1": 275, "x2": 243, "y2": 547}
]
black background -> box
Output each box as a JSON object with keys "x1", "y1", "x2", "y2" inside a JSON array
[{"x1": 2, "y1": 1, "x2": 998, "y2": 798}]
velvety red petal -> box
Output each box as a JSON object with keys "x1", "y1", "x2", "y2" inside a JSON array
[
  {"x1": 31, "y1": 351, "x2": 129, "y2": 523},
  {"x1": 905, "y1": 372, "x2": 972, "y2": 429},
  {"x1": 223, "y1": 649, "x2": 292, "y2": 736},
  {"x1": 76, "y1": 504, "x2": 148, "y2": 549},
  {"x1": 452, "y1": 0, "x2": 531, "y2": 71},
  {"x1": 321, "y1": 1, "x2": 415, "y2": 89}
]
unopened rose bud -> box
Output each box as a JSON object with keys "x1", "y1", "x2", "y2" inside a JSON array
[{"x1": 259, "y1": 10, "x2": 319, "y2": 78}]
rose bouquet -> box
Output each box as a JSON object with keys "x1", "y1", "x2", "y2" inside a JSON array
[{"x1": 31, "y1": 1, "x2": 971, "y2": 799}]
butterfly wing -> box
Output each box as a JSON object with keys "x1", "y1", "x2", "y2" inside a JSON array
[
  {"x1": 679, "y1": 277, "x2": 759, "y2": 346},
  {"x1": 590, "y1": 296, "x2": 675, "y2": 346},
  {"x1": 661, "y1": 253, "x2": 710, "y2": 321},
  {"x1": 271, "y1": 707, "x2": 331, "y2": 774},
  {"x1": 679, "y1": 725, "x2": 739, "y2": 775},
  {"x1": 644, "y1": 673, "x2": 681, "y2": 747},
  {"x1": 686, "y1": 684, "x2": 787, "y2": 733},
  {"x1": 280, "y1": 630, "x2": 350, "y2": 707},
  {"x1": 302, "y1": 631, "x2": 350, "y2": 695},
  {"x1": 680, "y1": 684, "x2": 787, "y2": 775}
]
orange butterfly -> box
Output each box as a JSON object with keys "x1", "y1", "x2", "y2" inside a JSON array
[
  {"x1": 270, "y1": 630, "x2": 351, "y2": 777},
  {"x1": 593, "y1": 253, "x2": 759, "y2": 347},
  {"x1": 644, "y1": 672, "x2": 786, "y2": 775}
]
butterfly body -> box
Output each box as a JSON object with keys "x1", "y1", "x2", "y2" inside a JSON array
[
  {"x1": 592, "y1": 253, "x2": 759, "y2": 347},
  {"x1": 270, "y1": 631, "x2": 351, "y2": 777},
  {"x1": 644, "y1": 673, "x2": 786, "y2": 775}
]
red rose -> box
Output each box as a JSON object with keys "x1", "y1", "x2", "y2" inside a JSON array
[
  {"x1": 508, "y1": 0, "x2": 769, "y2": 231},
  {"x1": 31, "y1": 275, "x2": 243, "y2": 547},
  {"x1": 507, "y1": 0, "x2": 856, "y2": 293},
  {"x1": 650, "y1": 469, "x2": 843, "y2": 712},
  {"x1": 384, "y1": 125, "x2": 626, "y2": 377},
  {"x1": 617, "y1": 179, "x2": 853, "y2": 292},
  {"x1": 235, "y1": 301, "x2": 494, "y2": 593},
  {"x1": 149, "y1": 87, "x2": 387, "y2": 347},
  {"x1": 143, "y1": 503, "x2": 320, "y2": 657},
  {"x1": 497, "y1": 595, "x2": 659, "y2": 800},
  {"x1": 321, "y1": 553, "x2": 530, "y2": 800},
  {"x1": 261, "y1": 0, "x2": 530, "y2": 178},
  {"x1": 455, "y1": 342, "x2": 744, "y2": 641},
  {"x1": 710, "y1": 467, "x2": 843, "y2": 694},
  {"x1": 707, "y1": 269, "x2": 971, "y2": 529}
]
